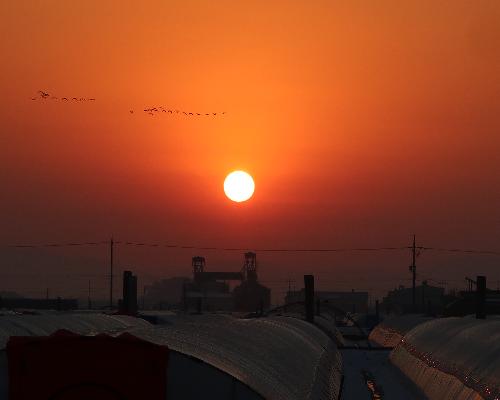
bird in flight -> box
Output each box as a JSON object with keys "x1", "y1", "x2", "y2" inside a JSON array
[{"x1": 31, "y1": 90, "x2": 96, "y2": 102}]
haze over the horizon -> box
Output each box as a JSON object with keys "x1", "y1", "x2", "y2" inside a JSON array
[{"x1": 1, "y1": 1, "x2": 499, "y2": 302}]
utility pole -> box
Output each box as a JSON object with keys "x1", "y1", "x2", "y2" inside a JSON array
[
  {"x1": 88, "y1": 280, "x2": 92, "y2": 310},
  {"x1": 410, "y1": 234, "x2": 416, "y2": 312},
  {"x1": 109, "y1": 237, "x2": 114, "y2": 310}
]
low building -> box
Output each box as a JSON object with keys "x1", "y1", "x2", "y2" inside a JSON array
[
  {"x1": 382, "y1": 282, "x2": 445, "y2": 314},
  {"x1": 0, "y1": 297, "x2": 78, "y2": 310},
  {"x1": 184, "y1": 290, "x2": 234, "y2": 312},
  {"x1": 443, "y1": 289, "x2": 500, "y2": 316},
  {"x1": 285, "y1": 290, "x2": 369, "y2": 314},
  {"x1": 143, "y1": 277, "x2": 190, "y2": 309}
]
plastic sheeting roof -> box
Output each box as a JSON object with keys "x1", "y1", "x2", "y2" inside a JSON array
[
  {"x1": 369, "y1": 314, "x2": 432, "y2": 347},
  {"x1": 0, "y1": 313, "x2": 151, "y2": 349},
  {"x1": 130, "y1": 314, "x2": 343, "y2": 400},
  {"x1": 391, "y1": 317, "x2": 500, "y2": 400}
]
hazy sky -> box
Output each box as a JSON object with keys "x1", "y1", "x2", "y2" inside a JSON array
[{"x1": 1, "y1": 1, "x2": 499, "y2": 302}]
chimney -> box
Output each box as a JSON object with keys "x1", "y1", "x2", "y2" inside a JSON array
[
  {"x1": 304, "y1": 275, "x2": 314, "y2": 323},
  {"x1": 121, "y1": 271, "x2": 138, "y2": 315}
]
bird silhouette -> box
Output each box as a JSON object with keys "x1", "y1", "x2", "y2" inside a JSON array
[
  {"x1": 32, "y1": 91, "x2": 97, "y2": 103},
  {"x1": 131, "y1": 104, "x2": 226, "y2": 117}
]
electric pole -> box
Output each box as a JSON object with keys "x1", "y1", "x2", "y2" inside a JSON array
[
  {"x1": 88, "y1": 280, "x2": 92, "y2": 310},
  {"x1": 410, "y1": 234, "x2": 416, "y2": 312},
  {"x1": 109, "y1": 237, "x2": 114, "y2": 310}
]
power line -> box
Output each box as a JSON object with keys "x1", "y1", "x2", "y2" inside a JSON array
[
  {"x1": 120, "y1": 242, "x2": 408, "y2": 252},
  {"x1": 6, "y1": 241, "x2": 107, "y2": 248},
  {"x1": 420, "y1": 247, "x2": 500, "y2": 256},
  {"x1": 3, "y1": 240, "x2": 500, "y2": 255}
]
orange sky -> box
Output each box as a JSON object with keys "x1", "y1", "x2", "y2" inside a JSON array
[{"x1": 1, "y1": 1, "x2": 499, "y2": 302}]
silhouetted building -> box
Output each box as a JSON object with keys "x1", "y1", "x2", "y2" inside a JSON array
[
  {"x1": 143, "y1": 277, "x2": 190, "y2": 309},
  {"x1": 0, "y1": 291, "x2": 22, "y2": 299},
  {"x1": 184, "y1": 254, "x2": 271, "y2": 313},
  {"x1": 184, "y1": 257, "x2": 240, "y2": 311},
  {"x1": 233, "y1": 252, "x2": 271, "y2": 312},
  {"x1": 444, "y1": 288, "x2": 500, "y2": 317},
  {"x1": 382, "y1": 281, "x2": 445, "y2": 314},
  {"x1": 0, "y1": 297, "x2": 78, "y2": 310},
  {"x1": 285, "y1": 290, "x2": 368, "y2": 314}
]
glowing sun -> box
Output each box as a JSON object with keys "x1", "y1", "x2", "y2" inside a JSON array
[{"x1": 224, "y1": 171, "x2": 255, "y2": 202}]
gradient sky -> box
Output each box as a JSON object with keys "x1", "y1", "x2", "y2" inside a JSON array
[{"x1": 1, "y1": 1, "x2": 499, "y2": 302}]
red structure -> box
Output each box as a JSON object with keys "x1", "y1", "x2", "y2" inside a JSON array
[{"x1": 7, "y1": 330, "x2": 169, "y2": 400}]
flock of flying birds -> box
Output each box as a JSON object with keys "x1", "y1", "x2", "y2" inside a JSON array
[
  {"x1": 32, "y1": 90, "x2": 226, "y2": 117},
  {"x1": 137, "y1": 107, "x2": 226, "y2": 117},
  {"x1": 32, "y1": 90, "x2": 95, "y2": 102}
]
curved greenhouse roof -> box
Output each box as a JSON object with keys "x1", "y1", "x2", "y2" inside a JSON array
[
  {"x1": 391, "y1": 317, "x2": 500, "y2": 400},
  {"x1": 0, "y1": 312, "x2": 342, "y2": 400},
  {"x1": 369, "y1": 314, "x2": 432, "y2": 347},
  {"x1": 0, "y1": 312, "x2": 150, "y2": 349},
  {"x1": 131, "y1": 314, "x2": 343, "y2": 400}
]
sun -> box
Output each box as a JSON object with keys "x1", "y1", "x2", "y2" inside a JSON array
[{"x1": 224, "y1": 171, "x2": 255, "y2": 202}]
